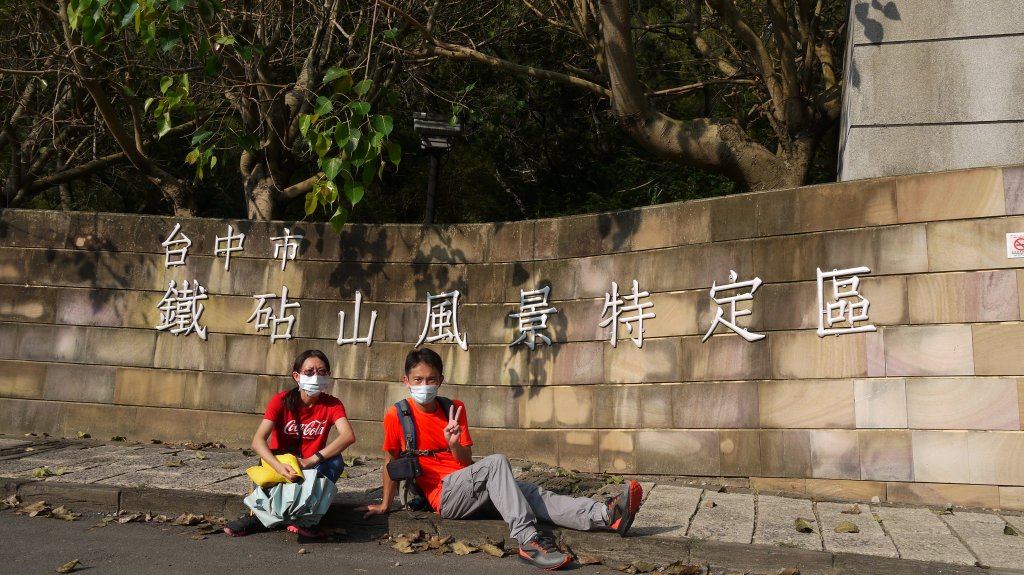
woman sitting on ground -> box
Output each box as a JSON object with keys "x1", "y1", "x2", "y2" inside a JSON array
[{"x1": 224, "y1": 349, "x2": 356, "y2": 538}]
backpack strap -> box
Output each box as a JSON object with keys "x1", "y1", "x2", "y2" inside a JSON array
[{"x1": 394, "y1": 397, "x2": 455, "y2": 457}]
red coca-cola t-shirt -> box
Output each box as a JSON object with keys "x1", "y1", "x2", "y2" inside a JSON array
[{"x1": 264, "y1": 390, "x2": 347, "y2": 459}]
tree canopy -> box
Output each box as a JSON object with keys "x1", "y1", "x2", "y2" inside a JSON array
[{"x1": 1, "y1": 0, "x2": 847, "y2": 225}]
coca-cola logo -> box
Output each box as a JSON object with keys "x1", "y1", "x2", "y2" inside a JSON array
[{"x1": 284, "y1": 419, "x2": 327, "y2": 438}]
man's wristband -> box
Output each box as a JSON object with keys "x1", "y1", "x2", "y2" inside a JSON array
[{"x1": 314, "y1": 451, "x2": 325, "y2": 463}]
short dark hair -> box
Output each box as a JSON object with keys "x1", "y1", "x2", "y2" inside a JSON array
[
  {"x1": 405, "y1": 347, "x2": 443, "y2": 375},
  {"x1": 292, "y1": 349, "x2": 331, "y2": 374}
]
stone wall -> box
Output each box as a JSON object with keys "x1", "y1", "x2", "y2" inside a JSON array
[
  {"x1": 839, "y1": 0, "x2": 1024, "y2": 181},
  {"x1": 3, "y1": 165, "x2": 1024, "y2": 509}
]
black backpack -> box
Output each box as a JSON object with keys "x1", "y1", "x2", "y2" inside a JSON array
[{"x1": 392, "y1": 397, "x2": 453, "y2": 511}]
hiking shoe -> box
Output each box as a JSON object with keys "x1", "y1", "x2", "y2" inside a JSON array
[
  {"x1": 223, "y1": 515, "x2": 266, "y2": 537},
  {"x1": 606, "y1": 479, "x2": 643, "y2": 536},
  {"x1": 518, "y1": 533, "x2": 571, "y2": 570},
  {"x1": 287, "y1": 524, "x2": 325, "y2": 539}
]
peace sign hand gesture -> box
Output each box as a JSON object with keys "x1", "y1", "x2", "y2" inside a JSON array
[{"x1": 443, "y1": 404, "x2": 463, "y2": 449}]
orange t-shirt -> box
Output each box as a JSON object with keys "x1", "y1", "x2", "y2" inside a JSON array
[{"x1": 382, "y1": 398, "x2": 473, "y2": 512}]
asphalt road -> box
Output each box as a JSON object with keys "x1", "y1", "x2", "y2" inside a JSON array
[{"x1": 0, "y1": 510, "x2": 609, "y2": 575}]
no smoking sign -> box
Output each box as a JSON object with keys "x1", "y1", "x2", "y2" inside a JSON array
[{"x1": 1007, "y1": 233, "x2": 1024, "y2": 258}]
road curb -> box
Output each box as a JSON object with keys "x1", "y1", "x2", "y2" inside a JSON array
[{"x1": 2, "y1": 479, "x2": 247, "y2": 519}]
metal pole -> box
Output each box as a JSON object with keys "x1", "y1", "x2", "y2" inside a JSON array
[{"x1": 423, "y1": 151, "x2": 441, "y2": 225}]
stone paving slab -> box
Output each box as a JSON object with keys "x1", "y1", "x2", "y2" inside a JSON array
[
  {"x1": 15, "y1": 446, "x2": 108, "y2": 465},
  {"x1": 629, "y1": 484, "x2": 701, "y2": 537},
  {"x1": 942, "y1": 511, "x2": 1024, "y2": 570},
  {"x1": 47, "y1": 463, "x2": 156, "y2": 484},
  {"x1": 874, "y1": 506, "x2": 976, "y2": 565},
  {"x1": 754, "y1": 494, "x2": 822, "y2": 550},
  {"x1": 688, "y1": 490, "x2": 754, "y2": 543},
  {"x1": 818, "y1": 501, "x2": 898, "y2": 558}
]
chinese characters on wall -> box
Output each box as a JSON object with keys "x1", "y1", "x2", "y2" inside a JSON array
[{"x1": 154, "y1": 223, "x2": 877, "y2": 348}]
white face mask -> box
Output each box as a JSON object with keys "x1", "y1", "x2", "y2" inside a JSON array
[
  {"x1": 298, "y1": 374, "x2": 330, "y2": 396},
  {"x1": 409, "y1": 384, "x2": 439, "y2": 405}
]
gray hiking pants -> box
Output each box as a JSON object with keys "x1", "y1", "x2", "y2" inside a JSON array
[{"x1": 438, "y1": 454, "x2": 609, "y2": 545}]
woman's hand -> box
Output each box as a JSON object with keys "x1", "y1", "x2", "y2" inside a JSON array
[{"x1": 273, "y1": 459, "x2": 301, "y2": 480}]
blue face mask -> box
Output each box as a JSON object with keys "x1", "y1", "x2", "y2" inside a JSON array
[{"x1": 409, "y1": 385, "x2": 439, "y2": 405}]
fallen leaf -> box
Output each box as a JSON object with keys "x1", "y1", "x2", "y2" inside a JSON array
[
  {"x1": 702, "y1": 500, "x2": 717, "y2": 509},
  {"x1": 55, "y1": 559, "x2": 80, "y2": 573},
  {"x1": 111, "y1": 436, "x2": 127, "y2": 442},
  {"x1": 1, "y1": 495, "x2": 21, "y2": 510},
  {"x1": 577, "y1": 554, "x2": 604, "y2": 566},
  {"x1": 219, "y1": 464, "x2": 238, "y2": 470},
  {"x1": 150, "y1": 439, "x2": 163, "y2": 444},
  {"x1": 77, "y1": 432, "x2": 90, "y2": 439},
  {"x1": 164, "y1": 460, "x2": 183, "y2": 467},
  {"x1": 775, "y1": 569, "x2": 800, "y2": 575},
  {"x1": 834, "y1": 521, "x2": 860, "y2": 534},
  {"x1": 793, "y1": 518, "x2": 815, "y2": 533},
  {"x1": 153, "y1": 515, "x2": 169, "y2": 523},
  {"x1": 452, "y1": 540, "x2": 479, "y2": 555},
  {"x1": 117, "y1": 513, "x2": 143, "y2": 524},
  {"x1": 480, "y1": 542, "x2": 506, "y2": 557},
  {"x1": 404, "y1": 529, "x2": 424, "y2": 542},
  {"x1": 605, "y1": 475, "x2": 624, "y2": 485},
  {"x1": 434, "y1": 544, "x2": 452, "y2": 555},
  {"x1": 841, "y1": 505, "x2": 861, "y2": 515},
  {"x1": 297, "y1": 548, "x2": 307, "y2": 555},
  {"x1": 425, "y1": 535, "x2": 452, "y2": 549},
  {"x1": 392, "y1": 540, "x2": 416, "y2": 554},
  {"x1": 20, "y1": 501, "x2": 52, "y2": 517},
  {"x1": 241, "y1": 449, "x2": 255, "y2": 457},
  {"x1": 32, "y1": 468, "x2": 55, "y2": 478},
  {"x1": 1004, "y1": 524, "x2": 1020, "y2": 536},
  {"x1": 190, "y1": 535, "x2": 207, "y2": 540},
  {"x1": 195, "y1": 451, "x2": 207, "y2": 460},
  {"x1": 662, "y1": 561, "x2": 700, "y2": 575},
  {"x1": 51, "y1": 506, "x2": 80, "y2": 521},
  {"x1": 24, "y1": 447, "x2": 34, "y2": 452},
  {"x1": 629, "y1": 559, "x2": 655, "y2": 573},
  {"x1": 172, "y1": 513, "x2": 203, "y2": 526}
]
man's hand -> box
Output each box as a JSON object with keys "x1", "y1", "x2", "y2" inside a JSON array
[
  {"x1": 355, "y1": 502, "x2": 391, "y2": 519},
  {"x1": 443, "y1": 404, "x2": 463, "y2": 449}
]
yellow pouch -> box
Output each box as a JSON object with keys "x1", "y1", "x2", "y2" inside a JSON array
[{"x1": 245, "y1": 454, "x2": 303, "y2": 487}]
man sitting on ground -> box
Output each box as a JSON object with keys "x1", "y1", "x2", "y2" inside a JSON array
[{"x1": 357, "y1": 347, "x2": 643, "y2": 571}]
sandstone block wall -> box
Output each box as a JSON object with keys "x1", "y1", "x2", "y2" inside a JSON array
[
  {"x1": 839, "y1": 0, "x2": 1024, "y2": 180},
  {"x1": 3, "y1": 165, "x2": 1024, "y2": 509}
]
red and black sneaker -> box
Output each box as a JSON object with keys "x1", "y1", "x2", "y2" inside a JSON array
[
  {"x1": 518, "y1": 533, "x2": 571, "y2": 570},
  {"x1": 606, "y1": 479, "x2": 643, "y2": 536},
  {"x1": 223, "y1": 514, "x2": 266, "y2": 537}
]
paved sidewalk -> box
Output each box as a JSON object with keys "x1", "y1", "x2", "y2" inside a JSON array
[{"x1": 1, "y1": 435, "x2": 1022, "y2": 574}]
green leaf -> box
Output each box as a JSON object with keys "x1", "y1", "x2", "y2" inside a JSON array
[
  {"x1": 348, "y1": 101, "x2": 370, "y2": 118},
  {"x1": 156, "y1": 113, "x2": 172, "y2": 138},
  {"x1": 179, "y1": 73, "x2": 190, "y2": 94},
  {"x1": 329, "y1": 206, "x2": 349, "y2": 233},
  {"x1": 191, "y1": 129, "x2": 212, "y2": 146},
  {"x1": 209, "y1": 155, "x2": 217, "y2": 169},
  {"x1": 304, "y1": 189, "x2": 318, "y2": 216},
  {"x1": 382, "y1": 28, "x2": 398, "y2": 39},
  {"x1": 160, "y1": 34, "x2": 180, "y2": 52},
  {"x1": 834, "y1": 521, "x2": 860, "y2": 534},
  {"x1": 333, "y1": 123, "x2": 351, "y2": 148},
  {"x1": 371, "y1": 114, "x2": 393, "y2": 136},
  {"x1": 215, "y1": 34, "x2": 235, "y2": 46},
  {"x1": 298, "y1": 114, "x2": 311, "y2": 137},
  {"x1": 361, "y1": 159, "x2": 378, "y2": 187},
  {"x1": 204, "y1": 55, "x2": 222, "y2": 76},
  {"x1": 168, "y1": 0, "x2": 187, "y2": 10},
  {"x1": 794, "y1": 518, "x2": 815, "y2": 533},
  {"x1": 352, "y1": 79, "x2": 372, "y2": 96},
  {"x1": 143, "y1": 97, "x2": 155, "y2": 112},
  {"x1": 314, "y1": 132, "x2": 330, "y2": 158},
  {"x1": 313, "y1": 96, "x2": 333, "y2": 116},
  {"x1": 350, "y1": 137, "x2": 369, "y2": 167},
  {"x1": 322, "y1": 67, "x2": 349, "y2": 84},
  {"x1": 118, "y1": 3, "x2": 139, "y2": 29},
  {"x1": 344, "y1": 180, "x2": 364, "y2": 205},
  {"x1": 198, "y1": 0, "x2": 218, "y2": 22},
  {"x1": 345, "y1": 127, "x2": 362, "y2": 154},
  {"x1": 185, "y1": 149, "x2": 200, "y2": 165},
  {"x1": 386, "y1": 141, "x2": 401, "y2": 167},
  {"x1": 160, "y1": 76, "x2": 173, "y2": 95},
  {"x1": 321, "y1": 157, "x2": 343, "y2": 181}
]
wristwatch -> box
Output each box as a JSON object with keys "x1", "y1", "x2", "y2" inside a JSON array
[{"x1": 314, "y1": 451, "x2": 325, "y2": 463}]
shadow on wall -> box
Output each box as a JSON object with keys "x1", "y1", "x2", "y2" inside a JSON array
[{"x1": 851, "y1": 0, "x2": 902, "y2": 88}]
